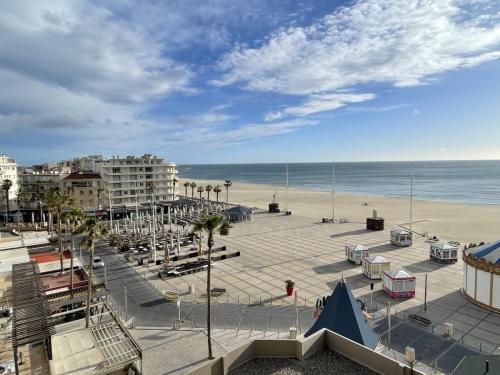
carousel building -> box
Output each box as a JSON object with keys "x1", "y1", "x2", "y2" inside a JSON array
[
  {"x1": 462, "y1": 240, "x2": 500, "y2": 313},
  {"x1": 362, "y1": 255, "x2": 390, "y2": 280},
  {"x1": 345, "y1": 244, "x2": 369, "y2": 265},
  {"x1": 390, "y1": 229, "x2": 412, "y2": 247}
]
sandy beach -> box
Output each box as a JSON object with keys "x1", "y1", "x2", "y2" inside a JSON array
[{"x1": 180, "y1": 178, "x2": 500, "y2": 243}]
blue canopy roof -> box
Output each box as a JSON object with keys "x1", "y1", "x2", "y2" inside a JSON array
[
  {"x1": 304, "y1": 278, "x2": 380, "y2": 349},
  {"x1": 465, "y1": 240, "x2": 500, "y2": 264},
  {"x1": 226, "y1": 206, "x2": 252, "y2": 215}
]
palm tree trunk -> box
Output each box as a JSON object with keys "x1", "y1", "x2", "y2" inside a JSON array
[
  {"x1": 216, "y1": 192, "x2": 219, "y2": 203},
  {"x1": 86, "y1": 243, "x2": 94, "y2": 328},
  {"x1": 16, "y1": 202, "x2": 20, "y2": 232},
  {"x1": 207, "y1": 234, "x2": 213, "y2": 359},
  {"x1": 207, "y1": 192, "x2": 210, "y2": 202},
  {"x1": 5, "y1": 191, "x2": 10, "y2": 224},
  {"x1": 226, "y1": 187, "x2": 228, "y2": 204},
  {"x1": 70, "y1": 234, "x2": 74, "y2": 298},
  {"x1": 58, "y1": 214, "x2": 64, "y2": 274}
]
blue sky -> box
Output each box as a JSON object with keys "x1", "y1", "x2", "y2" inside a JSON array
[{"x1": 0, "y1": 0, "x2": 499, "y2": 165}]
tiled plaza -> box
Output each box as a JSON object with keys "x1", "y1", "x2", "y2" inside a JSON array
[{"x1": 155, "y1": 211, "x2": 500, "y2": 355}]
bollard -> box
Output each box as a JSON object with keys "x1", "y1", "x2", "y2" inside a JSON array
[
  {"x1": 304, "y1": 297, "x2": 306, "y2": 306},
  {"x1": 480, "y1": 342, "x2": 482, "y2": 352},
  {"x1": 260, "y1": 296, "x2": 262, "y2": 305},
  {"x1": 249, "y1": 295, "x2": 251, "y2": 305},
  {"x1": 238, "y1": 295, "x2": 240, "y2": 304}
]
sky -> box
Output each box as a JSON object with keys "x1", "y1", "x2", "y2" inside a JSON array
[{"x1": 0, "y1": 0, "x2": 500, "y2": 165}]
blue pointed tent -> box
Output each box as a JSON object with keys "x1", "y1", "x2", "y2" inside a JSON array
[{"x1": 304, "y1": 278, "x2": 380, "y2": 349}]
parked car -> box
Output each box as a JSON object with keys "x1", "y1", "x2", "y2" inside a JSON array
[{"x1": 93, "y1": 256, "x2": 104, "y2": 269}]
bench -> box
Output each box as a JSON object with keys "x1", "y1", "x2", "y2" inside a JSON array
[
  {"x1": 408, "y1": 314, "x2": 431, "y2": 326},
  {"x1": 211, "y1": 288, "x2": 226, "y2": 296}
]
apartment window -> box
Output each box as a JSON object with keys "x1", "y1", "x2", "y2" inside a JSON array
[
  {"x1": 112, "y1": 167, "x2": 120, "y2": 173},
  {"x1": 80, "y1": 191, "x2": 84, "y2": 196},
  {"x1": 88, "y1": 190, "x2": 93, "y2": 194},
  {"x1": 80, "y1": 200, "x2": 84, "y2": 206}
]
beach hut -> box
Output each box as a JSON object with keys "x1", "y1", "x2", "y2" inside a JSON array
[
  {"x1": 430, "y1": 242, "x2": 459, "y2": 263},
  {"x1": 462, "y1": 240, "x2": 500, "y2": 313},
  {"x1": 382, "y1": 269, "x2": 416, "y2": 298},
  {"x1": 226, "y1": 206, "x2": 253, "y2": 222},
  {"x1": 390, "y1": 229, "x2": 412, "y2": 247},
  {"x1": 362, "y1": 255, "x2": 390, "y2": 280},
  {"x1": 345, "y1": 244, "x2": 369, "y2": 265}
]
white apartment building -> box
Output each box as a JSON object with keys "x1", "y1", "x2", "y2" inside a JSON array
[
  {"x1": 94, "y1": 154, "x2": 178, "y2": 207},
  {"x1": 0, "y1": 154, "x2": 19, "y2": 199}
]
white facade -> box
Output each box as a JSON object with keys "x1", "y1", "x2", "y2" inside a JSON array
[
  {"x1": 0, "y1": 154, "x2": 19, "y2": 199},
  {"x1": 94, "y1": 154, "x2": 178, "y2": 207}
]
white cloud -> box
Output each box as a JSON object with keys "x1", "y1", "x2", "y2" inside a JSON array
[
  {"x1": 285, "y1": 93, "x2": 375, "y2": 117},
  {"x1": 163, "y1": 118, "x2": 317, "y2": 146},
  {"x1": 345, "y1": 104, "x2": 412, "y2": 113},
  {"x1": 212, "y1": 0, "x2": 500, "y2": 104},
  {"x1": 0, "y1": 1, "x2": 193, "y2": 105}
]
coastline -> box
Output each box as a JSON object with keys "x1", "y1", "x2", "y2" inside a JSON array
[{"x1": 179, "y1": 178, "x2": 500, "y2": 243}]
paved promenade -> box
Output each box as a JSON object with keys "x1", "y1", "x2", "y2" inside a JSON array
[{"x1": 91, "y1": 211, "x2": 499, "y2": 374}]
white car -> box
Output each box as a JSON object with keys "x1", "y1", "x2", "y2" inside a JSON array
[{"x1": 93, "y1": 256, "x2": 104, "y2": 269}]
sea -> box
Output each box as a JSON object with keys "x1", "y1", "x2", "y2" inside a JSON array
[{"x1": 178, "y1": 160, "x2": 500, "y2": 205}]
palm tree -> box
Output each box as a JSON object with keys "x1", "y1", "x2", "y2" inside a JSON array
[
  {"x1": 183, "y1": 181, "x2": 190, "y2": 197},
  {"x1": 224, "y1": 180, "x2": 232, "y2": 204},
  {"x1": 96, "y1": 188, "x2": 104, "y2": 212},
  {"x1": 205, "y1": 185, "x2": 212, "y2": 201},
  {"x1": 147, "y1": 182, "x2": 156, "y2": 201},
  {"x1": 213, "y1": 185, "x2": 222, "y2": 203},
  {"x1": 192, "y1": 215, "x2": 231, "y2": 359},
  {"x1": 1, "y1": 179, "x2": 13, "y2": 224},
  {"x1": 45, "y1": 189, "x2": 73, "y2": 274},
  {"x1": 197, "y1": 186, "x2": 204, "y2": 201},
  {"x1": 63, "y1": 208, "x2": 84, "y2": 298},
  {"x1": 172, "y1": 178, "x2": 178, "y2": 200},
  {"x1": 76, "y1": 217, "x2": 108, "y2": 328},
  {"x1": 15, "y1": 190, "x2": 29, "y2": 232},
  {"x1": 190, "y1": 182, "x2": 197, "y2": 199}
]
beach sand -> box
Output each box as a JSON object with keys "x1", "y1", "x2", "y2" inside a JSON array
[{"x1": 180, "y1": 178, "x2": 500, "y2": 243}]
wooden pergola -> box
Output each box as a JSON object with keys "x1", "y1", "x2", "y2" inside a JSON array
[{"x1": 12, "y1": 261, "x2": 55, "y2": 375}]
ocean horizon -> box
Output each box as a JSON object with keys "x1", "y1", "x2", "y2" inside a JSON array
[{"x1": 178, "y1": 160, "x2": 500, "y2": 206}]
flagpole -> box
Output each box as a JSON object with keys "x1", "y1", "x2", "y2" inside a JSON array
[{"x1": 332, "y1": 161, "x2": 335, "y2": 223}]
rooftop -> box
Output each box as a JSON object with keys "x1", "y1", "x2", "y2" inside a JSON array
[
  {"x1": 63, "y1": 171, "x2": 102, "y2": 180},
  {"x1": 464, "y1": 240, "x2": 500, "y2": 264},
  {"x1": 229, "y1": 350, "x2": 377, "y2": 375}
]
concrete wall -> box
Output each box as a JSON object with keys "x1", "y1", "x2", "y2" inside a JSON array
[{"x1": 186, "y1": 330, "x2": 426, "y2": 375}]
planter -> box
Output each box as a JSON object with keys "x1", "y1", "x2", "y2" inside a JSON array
[{"x1": 286, "y1": 287, "x2": 294, "y2": 296}]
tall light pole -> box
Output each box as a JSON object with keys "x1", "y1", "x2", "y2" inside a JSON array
[
  {"x1": 285, "y1": 164, "x2": 288, "y2": 213},
  {"x1": 410, "y1": 175, "x2": 414, "y2": 236}
]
